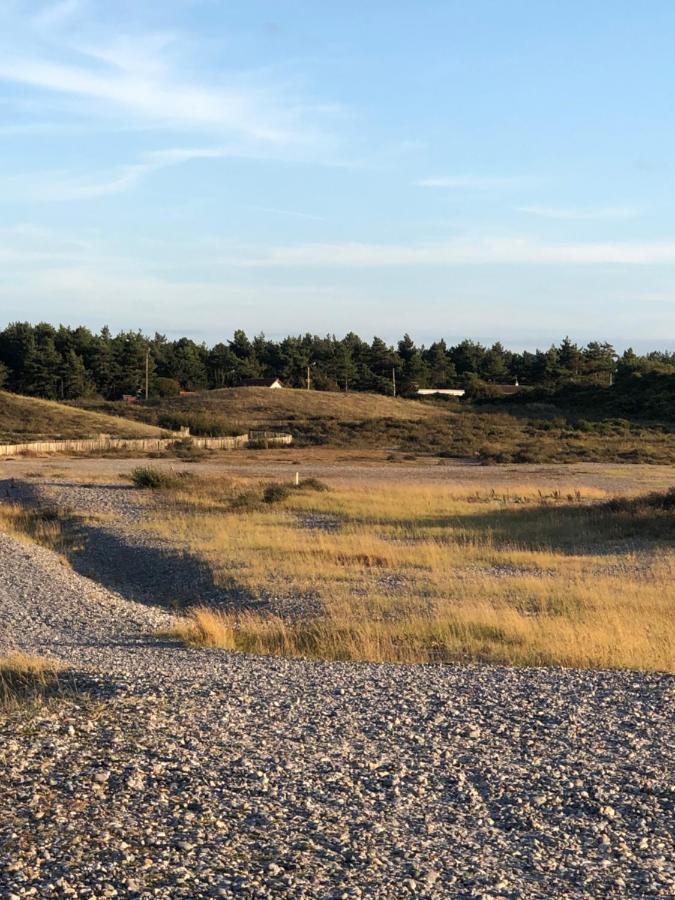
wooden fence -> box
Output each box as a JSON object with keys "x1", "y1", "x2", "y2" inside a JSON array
[{"x1": 0, "y1": 432, "x2": 293, "y2": 458}]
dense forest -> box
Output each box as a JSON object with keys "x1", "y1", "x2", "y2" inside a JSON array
[{"x1": 0, "y1": 321, "x2": 673, "y2": 402}]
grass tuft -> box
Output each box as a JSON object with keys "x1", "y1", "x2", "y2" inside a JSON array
[
  {"x1": 0, "y1": 503, "x2": 77, "y2": 553},
  {"x1": 297, "y1": 477, "x2": 330, "y2": 492},
  {"x1": 0, "y1": 653, "x2": 64, "y2": 711}
]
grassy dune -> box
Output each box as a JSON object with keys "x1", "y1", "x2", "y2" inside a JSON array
[
  {"x1": 0, "y1": 391, "x2": 165, "y2": 444},
  {"x1": 77, "y1": 387, "x2": 675, "y2": 463},
  {"x1": 149, "y1": 476, "x2": 674, "y2": 672},
  {"x1": 91, "y1": 386, "x2": 437, "y2": 424}
]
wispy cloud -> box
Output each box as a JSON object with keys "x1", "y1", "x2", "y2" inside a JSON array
[
  {"x1": 229, "y1": 235, "x2": 675, "y2": 267},
  {"x1": 0, "y1": 56, "x2": 298, "y2": 142},
  {"x1": 517, "y1": 205, "x2": 641, "y2": 221},
  {"x1": 32, "y1": 0, "x2": 81, "y2": 29},
  {"x1": 414, "y1": 175, "x2": 536, "y2": 190},
  {"x1": 3, "y1": 145, "x2": 272, "y2": 202},
  {"x1": 0, "y1": 5, "x2": 329, "y2": 148}
]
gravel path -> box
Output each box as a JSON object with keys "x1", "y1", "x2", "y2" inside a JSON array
[{"x1": 0, "y1": 486, "x2": 673, "y2": 898}]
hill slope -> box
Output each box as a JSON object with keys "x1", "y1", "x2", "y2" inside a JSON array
[
  {"x1": 0, "y1": 392, "x2": 164, "y2": 443},
  {"x1": 194, "y1": 387, "x2": 437, "y2": 421},
  {"x1": 78, "y1": 388, "x2": 439, "y2": 430},
  {"x1": 73, "y1": 387, "x2": 675, "y2": 462}
]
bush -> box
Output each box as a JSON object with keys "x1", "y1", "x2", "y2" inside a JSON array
[
  {"x1": 263, "y1": 483, "x2": 293, "y2": 504},
  {"x1": 130, "y1": 467, "x2": 181, "y2": 489},
  {"x1": 152, "y1": 377, "x2": 181, "y2": 398},
  {"x1": 230, "y1": 490, "x2": 262, "y2": 511},
  {"x1": 603, "y1": 487, "x2": 675, "y2": 513},
  {"x1": 167, "y1": 439, "x2": 209, "y2": 461},
  {"x1": 158, "y1": 412, "x2": 238, "y2": 437}
]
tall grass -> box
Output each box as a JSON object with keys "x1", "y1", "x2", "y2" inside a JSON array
[
  {"x1": 0, "y1": 503, "x2": 78, "y2": 553},
  {"x1": 0, "y1": 653, "x2": 63, "y2": 711},
  {"x1": 145, "y1": 478, "x2": 674, "y2": 671}
]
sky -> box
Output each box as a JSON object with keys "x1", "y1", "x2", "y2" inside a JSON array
[{"x1": 1, "y1": 0, "x2": 675, "y2": 351}]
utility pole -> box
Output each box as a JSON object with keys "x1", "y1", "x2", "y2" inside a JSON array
[
  {"x1": 392, "y1": 367, "x2": 396, "y2": 397},
  {"x1": 306, "y1": 364, "x2": 311, "y2": 391},
  {"x1": 145, "y1": 348, "x2": 150, "y2": 401}
]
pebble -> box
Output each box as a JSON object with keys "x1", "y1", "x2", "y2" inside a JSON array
[{"x1": 0, "y1": 479, "x2": 673, "y2": 899}]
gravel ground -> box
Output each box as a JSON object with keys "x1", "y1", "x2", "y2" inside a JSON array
[
  {"x1": 0, "y1": 479, "x2": 674, "y2": 899},
  {"x1": 2, "y1": 477, "x2": 323, "y2": 619},
  {"x1": 4, "y1": 454, "x2": 674, "y2": 494}
]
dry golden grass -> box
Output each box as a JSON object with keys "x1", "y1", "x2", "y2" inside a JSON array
[
  {"x1": 0, "y1": 390, "x2": 164, "y2": 443},
  {"x1": 0, "y1": 653, "x2": 63, "y2": 710},
  {"x1": 168, "y1": 386, "x2": 437, "y2": 423},
  {"x1": 0, "y1": 503, "x2": 79, "y2": 555},
  {"x1": 143, "y1": 477, "x2": 674, "y2": 671}
]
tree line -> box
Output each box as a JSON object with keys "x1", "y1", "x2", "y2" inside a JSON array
[{"x1": 0, "y1": 321, "x2": 673, "y2": 401}]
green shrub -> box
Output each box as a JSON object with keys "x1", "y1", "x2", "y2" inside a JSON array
[
  {"x1": 158, "y1": 412, "x2": 238, "y2": 437},
  {"x1": 152, "y1": 377, "x2": 181, "y2": 398},
  {"x1": 130, "y1": 467, "x2": 180, "y2": 489},
  {"x1": 167, "y1": 439, "x2": 209, "y2": 461},
  {"x1": 263, "y1": 483, "x2": 293, "y2": 504}
]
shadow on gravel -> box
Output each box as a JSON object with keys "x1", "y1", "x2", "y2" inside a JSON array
[
  {"x1": 59, "y1": 668, "x2": 123, "y2": 701},
  {"x1": 68, "y1": 522, "x2": 239, "y2": 610},
  {"x1": 0, "y1": 478, "x2": 261, "y2": 614}
]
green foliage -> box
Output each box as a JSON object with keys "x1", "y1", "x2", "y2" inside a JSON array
[
  {"x1": 263, "y1": 483, "x2": 293, "y2": 504},
  {"x1": 2, "y1": 321, "x2": 672, "y2": 403},
  {"x1": 153, "y1": 377, "x2": 181, "y2": 398},
  {"x1": 130, "y1": 467, "x2": 181, "y2": 489},
  {"x1": 499, "y1": 372, "x2": 675, "y2": 422},
  {"x1": 157, "y1": 412, "x2": 238, "y2": 436}
]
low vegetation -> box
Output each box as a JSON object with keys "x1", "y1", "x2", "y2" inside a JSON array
[
  {"x1": 0, "y1": 503, "x2": 78, "y2": 553},
  {"x1": 156, "y1": 411, "x2": 242, "y2": 437},
  {"x1": 152, "y1": 477, "x2": 674, "y2": 672},
  {"x1": 78, "y1": 387, "x2": 675, "y2": 464},
  {"x1": 0, "y1": 653, "x2": 64, "y2": 711},
  {"x1": 500, "y1": 370, "x2": 675, "y2": 422},
  {"x1": 129, "y1": 466, "x2": 182, "y2": 490},
  {"x1": 0, "y1": 390, "x2": 163, "y2": 444},
  {"x1": 288, "y1": 409, "x2": 675, "y2": 463}
]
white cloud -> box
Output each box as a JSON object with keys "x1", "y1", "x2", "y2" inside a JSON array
[
  {"x1": 32, "y1": 0, "x2": 81, "y2": 29},
  {"x1": 517, "y1": 205, "x2": 641, "y2": 221},
  {"x1": 2, "y1": 146, "x2": 257, "y2": 202},
  {"x1": 414, "y1": 175, "x2": 536, "y2": 190},
  {"x1": 229, "y1": 235, "x2": 675, "y2": 268},
  {"x1": 0, "y1": 56, "x2": 297, "y2": 142}
]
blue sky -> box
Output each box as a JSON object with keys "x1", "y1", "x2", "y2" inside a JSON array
[{"x1": 1, "y1": 0, "x2": 675, "y2": 350}]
